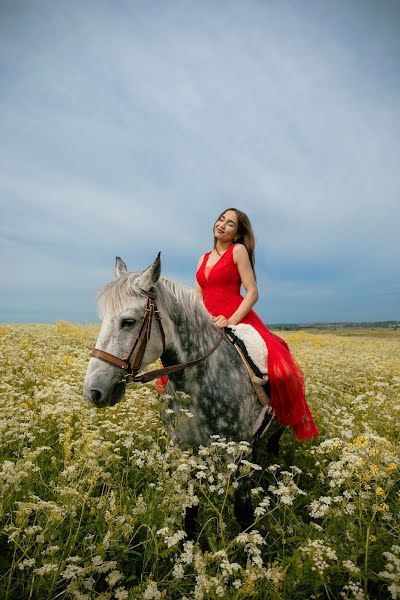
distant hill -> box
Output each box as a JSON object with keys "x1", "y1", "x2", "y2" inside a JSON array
[{"x1": 268, "y1": 321, "x2": 400, "y2": 331}]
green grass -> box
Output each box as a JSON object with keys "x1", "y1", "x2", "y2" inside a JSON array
[{"x1": 0, "y1": 323, "x2": 399, "y2": 599}]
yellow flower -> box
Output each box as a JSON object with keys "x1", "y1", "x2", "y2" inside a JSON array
[
  {"x1": 61, "y1": 354, "x2": 76, "y2": 366},
  {"x1": 353, "y1": 435, "x2": 368, "y2": 449}
]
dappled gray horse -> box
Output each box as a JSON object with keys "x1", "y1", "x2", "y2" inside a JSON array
[{"x1": 84, "y1": 254, "x2": 281, "y2": 532}]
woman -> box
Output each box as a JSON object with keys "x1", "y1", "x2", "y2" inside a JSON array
[{"x1": 158, "y1": 208, "x2": 319, "y2": 441}]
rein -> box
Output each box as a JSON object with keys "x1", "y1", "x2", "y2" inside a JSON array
[{"x1": 91, "y1": 288, "x2": 224, "y2": 384}]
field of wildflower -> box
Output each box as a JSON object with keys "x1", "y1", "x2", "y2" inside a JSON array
[{"x1": 0, "y1": 322, "x2": 399, "y2": 600}]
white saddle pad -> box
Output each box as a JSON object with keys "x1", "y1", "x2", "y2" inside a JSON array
[{"x1": 228, "y1": 324, "x2": 268, "y2": 375}]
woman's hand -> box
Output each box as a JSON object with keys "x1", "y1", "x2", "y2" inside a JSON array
[{"x1": 212, "y1": 315, "x2": 230, "y2": 329}]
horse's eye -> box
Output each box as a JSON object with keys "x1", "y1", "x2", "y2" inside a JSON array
[{"x1": 121, "y1": 319, "x2": 136, "y2": 329}]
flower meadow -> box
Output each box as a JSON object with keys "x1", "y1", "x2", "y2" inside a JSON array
[{"x1": 0, "y1": 322, "x2": 399, "y2": 600}]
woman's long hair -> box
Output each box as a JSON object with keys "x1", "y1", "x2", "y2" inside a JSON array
[{"x1": 213, "y1": 208, "x2": 256, "y2": 271}]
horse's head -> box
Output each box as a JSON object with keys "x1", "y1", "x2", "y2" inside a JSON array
[{"x1": 83, "y1": 254, "x2": 165, "y2": 407}]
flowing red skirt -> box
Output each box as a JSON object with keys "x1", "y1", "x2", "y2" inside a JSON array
[{"x1": 265, "y1": 331, "x2": 318, "y2": 440}]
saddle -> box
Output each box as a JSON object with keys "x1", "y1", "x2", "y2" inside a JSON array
[{"x1": 225, "y1": 327, "x2": 270, "y2": 408}]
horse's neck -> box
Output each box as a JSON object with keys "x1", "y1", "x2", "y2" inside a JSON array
[{"x1": 157, "y1": 279, "x2": 220, "y2": 362}]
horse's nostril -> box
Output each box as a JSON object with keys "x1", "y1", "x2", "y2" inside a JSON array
[{"x1": 90, "y1": 389, "x2": 103, "y2": 405}]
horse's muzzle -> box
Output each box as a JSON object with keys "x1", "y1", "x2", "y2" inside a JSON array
[{"x1": 85, "y1": 381, "x2": 126, "y2": 408}]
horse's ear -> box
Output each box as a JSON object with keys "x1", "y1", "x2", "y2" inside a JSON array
[
  {"x1": 115, "y1": 256, "x2": 128, "y2": 278},
  {"x1": 136, "y1": 252, "x2": 161, "y2": 290}
]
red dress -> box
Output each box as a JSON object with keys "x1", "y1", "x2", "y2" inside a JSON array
[{"x1": 196, "y1": 244, "x2": 319, "y2": 441}]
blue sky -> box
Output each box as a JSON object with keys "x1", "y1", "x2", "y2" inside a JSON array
[{"x1": 1, "y1": 0, "x2": 399, "y2": 324}]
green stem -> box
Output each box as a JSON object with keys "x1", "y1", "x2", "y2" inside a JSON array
[{"x1": 5, "y1": 546, "x2": 18, "y2": 600}]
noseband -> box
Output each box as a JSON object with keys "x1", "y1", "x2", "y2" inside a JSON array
[{"x1": 91, "y1": 288, "x2": 223, "y2": 385}]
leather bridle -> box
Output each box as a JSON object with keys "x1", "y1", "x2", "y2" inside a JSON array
[{"x1": 91, "y1": 288, "x2": 224, "y2": 385}]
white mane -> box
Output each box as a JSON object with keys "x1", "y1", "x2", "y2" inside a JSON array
[
  {"x1": 158, "y1": 278, "x2": 202, "y2": 320},
  {"x1": 96, "y1": 274, "x2": 205, "y2": 323},
  {"x1": 96, "y1": 273, "x2": 141, "y2": 320}
]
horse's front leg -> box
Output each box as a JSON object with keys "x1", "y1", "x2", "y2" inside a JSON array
[
  {"x1": 235, "y1": 427, "x2": 284, "y2": 530},
  {"x1": 184, "y1": 504, "x2": 199, "y2": 541},
  {"x1": 266, "y1": 427, "x2": 284, "y2": 457},
  {"x1": 234, "y1": 477, "x2": 254, "y2": 530}
]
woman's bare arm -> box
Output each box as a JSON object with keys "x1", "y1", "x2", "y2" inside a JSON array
[{"x1": 212, "y1": 244, "x2": 259, "y2": 328}]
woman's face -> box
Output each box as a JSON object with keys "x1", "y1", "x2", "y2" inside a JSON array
[{"x1": 214, "y1": 210, "x2": 239, "y2": 243}]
